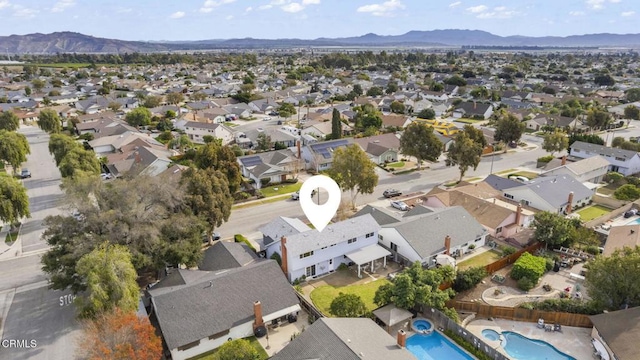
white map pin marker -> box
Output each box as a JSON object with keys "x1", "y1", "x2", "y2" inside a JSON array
[{"x1": 299, "y1": 175, "x2": 341, "y2": 232}]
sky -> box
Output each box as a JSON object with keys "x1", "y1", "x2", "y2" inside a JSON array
[{"x1": 0, "y1": 0, "x2": 639, "y2": 41}]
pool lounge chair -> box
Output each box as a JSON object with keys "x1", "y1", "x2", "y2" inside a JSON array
[
  {"x1": 554, "y1": 324, "x2": 562, "y2": 332},
  {"x1": 537, "y1": 319, "x2": 545, "y2": 329}
]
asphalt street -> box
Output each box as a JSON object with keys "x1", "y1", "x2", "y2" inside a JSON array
[{"x1": 217, "y1": 133, "x2": 554, "y2": 240}]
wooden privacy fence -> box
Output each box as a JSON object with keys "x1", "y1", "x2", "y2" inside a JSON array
[
  {"x1": 447, "y1": 300, "x2": 593, "y2": 328},
  {"x1": 484, "y1": 242, "x2": 544, "y2": 274}
]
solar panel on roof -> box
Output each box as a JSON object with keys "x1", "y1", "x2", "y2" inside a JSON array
[{"x1": 240, "y1": 156, "x2": 262, "y2": 167}]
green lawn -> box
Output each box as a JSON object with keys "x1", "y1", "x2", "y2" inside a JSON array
[
  {"x1": 186, "y1": 337, "x2": 268, "y2": 360},
  {"x1": 5, "y1": 231, "x2": 18, "y2": 244},
  {"x1": 232, "y1": 195, "x2": 290, "y2": 210},
  {"x1": 577, "y1": 205, "x2": 612, "y2": 222},
  {"x1": 507, "y1": 171, "x2": 539, "y2": 179},
  {"x1": 387, "y1": 161, "x2": 405, "y2": 168},
  {"x1": 457, "y1": 250, "x2": 502, "y2": 270},
  {"x1": 259, "y1": 182, "x2": 302, "y2": 197},
  {"x1": 495, "y1": 168, "x2": 517, "y2": 175},
  {"x1": 310, "y1": 279, "x2": 390, "y2": 317}
]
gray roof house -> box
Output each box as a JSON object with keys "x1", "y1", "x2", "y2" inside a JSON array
[
  {"x1": 589, "y1": 306, "x2": 640, "y2": 360},
  {"x1": 502, "y1": 174, "x2": 594, "y2": 214},
  {"x1": 569, "y1": 141, "x2": 640, "y2": 176},
  {"x1": 149, "y1": 260, "x2": 300, "y2": 360},
  {"x1": 452, "y1": 101, "x2": 493, "y2": 119},
  {"x1": 301, "y1": 138, "x2": 353, "y2": 172},
  {"x1": 237, "y1": 149, "x2": 299, "y2": 189},
  {"x1": 199, "y1": 241, "x2": 259, "y2": 272},
  {"x1": 540, "y1": 155, "x2": 610, "y2": 184},
  {"x1": 272, "y1": 318, "x2": 416, "y2": 360},
  {"x1": 379, "y1": 206, "x2": 488, "y2": 266}
]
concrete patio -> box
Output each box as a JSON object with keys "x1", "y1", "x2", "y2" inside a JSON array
[{"x1": 256, "y1": 311, "x2": 309, "y2": 357}]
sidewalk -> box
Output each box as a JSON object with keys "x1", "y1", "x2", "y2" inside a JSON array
[{"x1": 0, "y1": 222, "x2": 22, "y2": 261}]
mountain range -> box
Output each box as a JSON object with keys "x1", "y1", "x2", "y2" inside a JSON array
[{"x1": 2, "y1": 30, "x2": 640, "y2": 54}]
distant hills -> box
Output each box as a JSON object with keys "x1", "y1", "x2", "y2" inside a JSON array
[{"x1": 2, "y1": 30, "x2": 640, "y2": 54}]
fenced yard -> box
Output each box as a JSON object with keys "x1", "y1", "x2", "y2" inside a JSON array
[
  {"x1": 576, "y1": 205, "x2": 612, "y2": 222},
  {"x1": 309, "y1": 279, "x2": 390, "y2": 317},
  {"x1": 457, "y1": 250, "x2": 502, "y2": 270}
]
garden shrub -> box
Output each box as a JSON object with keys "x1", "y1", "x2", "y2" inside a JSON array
[
  {"x1": 544, "y1": 257, "x2": 554, "y2": 272},
  {"x1": 500, "y1": 245, "x2": 517, "y2": 257},
  {"x1": 517, "y1": 277, "x2": 535, "y2": 291},
  {"x1": 443, "y1": 330, "x2": 493, "y2": 360},
  {"x1": 519, "y1": 298, "x2": 603, "y2": 315},
  {"x1": 604, "y1": 172, "x2": 624, "y2": 185},
  {"x1": 537, "y1": 155, "x2": 554, "y2": 163},
  {"x1": 234, "y1": 234, "x2": 257, "y2": 252},
  {"x1": 260, "y1": 178, "x2": 271, "y2": 186},
  {"x1": 283, "y1": 178, "x2": 299, "y2": 184},
  {"x1": 625, "y1": 176, "x2": 640, "y2": 186},
  {"x1": 614, "y1": 184, "x2": 640, "y2": 201},
  {"x1": 511, "y1": 252, "x2": 546, "y2": 282},
  {"x1": 270, "y1": 252, "x2": 282, "y2": 266},
  {"x1": 453, "y1": 266, "x2": 488, "y2": 292}
]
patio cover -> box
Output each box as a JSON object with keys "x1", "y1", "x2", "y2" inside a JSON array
[
  {"x1": 346, "y1": 244, "x2": 391, "y2": 265},
  {"x1": 373, "y1": 303, "x2": 413, "y2": 328},
  {"x1": 592, "y1": 339, "x2": 610, "y2": 360}
]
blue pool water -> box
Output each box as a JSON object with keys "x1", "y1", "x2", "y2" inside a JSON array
[
  {"x1": 502, "y1": 331, "x2": 576, "y2": 360},
  {"x1": 482, "y1": 329, "x2": 501, "y2": 341},
  {"x1": 627, "y1": 218, "x2": 640, "y2": 225},
  {"x1": 413, "y1": 319, "x2": 432, "y2": 332},
  {"x1": 406, "y1": 332, "x2": 474, "y2": 360}
]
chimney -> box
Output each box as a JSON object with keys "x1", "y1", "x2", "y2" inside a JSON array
[
  {"x1": 280, "y1": 236, "x2": 289, "y2": 279},
  {"x1": 192, "y1": 113, "x2": 196, "y2": 121},
  {"x1": 397, "y1": 330, "x2": 407, "y2": 348},
  {"x1": 473, "y1": 101, "x2": 477, "y2": 110},
  {"x1": 561, "y1": 155, "x2": 567, "y2": 166},
  {"x1": 253, "y1": 301, "x2": 264, "y2": 329},
  {"x1": 566, "y1": 192, "x2": 574, "y2": 214},
  {"x1": 444, "y1": 235, "x2": 451, "y2": 256},
  {"x1": 515, "y1": 204, "x2": 522, "y2": 226},
  {"x1": 297, "y1": 140, "x2": 301, "y2": 159}
]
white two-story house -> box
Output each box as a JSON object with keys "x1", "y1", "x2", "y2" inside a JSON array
[
  {"x1": 181, "y1": 121, "x2": 234, "y2": 145},
  {"x1": 263, "y1": 214, "x2": 388, "y2": 281},
  {"x1": 569, "y1": 141, "x2": 640, "y2": 176}
]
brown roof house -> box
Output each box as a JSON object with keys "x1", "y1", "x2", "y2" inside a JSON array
[
  {"x1": 603, "y1": 224, "x2": 640, "y2": 257},
  {"x1": 590, "y1": 306, "x2": 640, "y2": 360},
  {"x1": 353, "y1": 133, "x2": 400, "y2": 165}
]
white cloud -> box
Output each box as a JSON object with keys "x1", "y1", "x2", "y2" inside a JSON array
[
  {"x1": 569, "y1": 10, "x2": 585, "y2": 16},
  {"x1": 282, "y1": 2, "x2": 303, "y2": 12},
  {"x1": 116, "y1": 7, "x2": 132, "y2": 13},
  {"x1": 302, "y1": 0, "x2": 320, "y2": 4},
  {"x1": 449, "y1": 1, "x2": 461, "y2": 8},
  {"x1": 586, "y1": 0, "x2": 619, "y2": 10},
  {"x1": 258, "y1": 4, "x2": 273, "y2": 10},
  {"x1": 200, "y1": 7, "x2": 213, "y2": 12},
  {"x1": 466, "y1": 5, "x2": 487, "y2": 13},
  {"x1": 169, "y1": 11, "x2": 185, "y2": 18},
  {"x1": 226, "y1": 15, "x2": 234, "y2": 20},
  {"x1": 357, "y1": 0, "x2": 405, "y2": 17},
  {"x1": 245, "y1": 6, "x2": 253, "y2": 12},
  {"x1": 610, "y1": 0, "x2": 621, "y2": 3},
  {"x1": 0, "y1": 0, "x2": 10, "y2": 10},
  {"x1": 622, "y1": 10, "x2": 635, "y2": 16},
  {"x1": 200, "y1": 0, "x2": 236, "y2": 13},
  {"x1": 12, "y1": 5, "x2": 37, "y2": 18},
  {"x1": 52, "y1": 0, "x2": 75, "y2": 13}
]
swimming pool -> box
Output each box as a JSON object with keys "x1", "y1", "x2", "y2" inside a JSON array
[
  {"x1": 502, "y1": 331, "x2": 576, "y2": 360},
  {"x1": 626, "y1": 217, "x2": 640, "y2": 225},
  {"x1": 406, "y1": 332, "x2": 475, "y2": 360},
  {"x1": 411, "y1": 318, "x2": 433, "y2": 333},
  {"x1": 481, "y1": 329, "x2": 501, "y2": 341}
]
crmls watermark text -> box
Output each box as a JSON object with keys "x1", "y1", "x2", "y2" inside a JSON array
[{"x1": 1, "y1": 339, "x2": 37, "y2": 348}]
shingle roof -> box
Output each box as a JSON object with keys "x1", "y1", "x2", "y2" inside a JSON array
[
  {"x1": 149, "y1": 260, "x2": 299, "y2": 350},
  {"x1": 516, "y1": 174, "x2": 593, "y2": 208},
  {"x1": 564, "y1": 155, "x2": 610, "y2": 176},
  {"x1": 571, "y1": 141, "x2": 639, "y2": 160},
  {"x1": 259, "y1": 216, "x2": 310, "y2": 246},
  {"x1": 353, "y1": 205, "x2": 401, "y2": 226},
  {"x1": 271, "y1": 318, "x2": 416, "y2": 360},
  {"x1": 483, "y1": 174, "x2": 523, "y2": 191},
  {"x1": 590, "y1": 306, "x2": 640, "y2": 360},
  {"x1": 372, "y1": 304, "x2": 414, "y2": 327},
  {"x1": 199, "y1": 241, "x2": 259, "y2": 271},
  {"x1": 285, "y1": 214, "x2": 381, "y2": 255},
  {"x1": 385, "y1": 206, "x2": 487, "y2": 259}
]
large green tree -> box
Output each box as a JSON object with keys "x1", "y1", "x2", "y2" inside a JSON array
[
  {"x1": 256, "y1": 133, "x2": 271, "y2": 151},
  {"x1": 446, "y1": 132, "x2": 483, "y2": 182},
  {"x1": 624, "y1": 105, "x2": 640, "y2": 120},
  {"x1": 278, "y1": 102, "x2": 296, "y2": 119},
  {"x1": 625, "y1": 88, "x2": 640, "y2": 103},
  {"x1": 37, "y1": 109, "x2": 62, "y2": 133},
  {"x1": 353, "y1": 104, "x2": 382, "y2": 131},
  {"x1": 125, "y1": 107, "x2": 152, "y2": 127},
  {"x1": 142, "y1": 95, "x2": 162, "y2": 108},
  {"x1": 166, "y1": 92, "x2": 184, "y2": 105},
  {"x1": 542, "y1": 131, "x2": 569, "y2": 155},
  {"x1": 0, "y1": 110, "x2": 20, "y2": 131},
  {"x1": 374, "y1": 261, "x2": 455, "y2": 311},
  {"x1": 331, "y1": 108, "x2": 342, "y2": 139},
  {"x1": 328, "y1": 144, "x2": 378, "y2": 208},
  {"x1": 585, "y1": 109, "x2": 612, "y2": 131},
  {"x1": 532, "y1": 211, "x2": 573, "y2": 249},
  {"x1": 585, "y1": 246, "x2": 640, "y2": 310},
  {"x1": 330, "y1": 293, "x2": 367, "y2": 317},
  {"x1": 49, "y1": 133, "x2": 82, "y2": 166},
  {"x1": 0, "y1": 130, "x2": 30, "y2": 172},
  {"x1": 194, "y1": 141, "x2": 242, "y2": 194},
  {"x1": 399, "y1": 122, "x2": 443, "y2": 169},
  {"x1": 75, "y1": 243, "x2": 140, "y2": 319},
  {"x1": 494, "y1": 112, "x2": 525, "y2": 146},
  {"x1": 214, "y1": 339, "x2": 259, "y2": 360},
  {"x1": 0, "y1": 174, "x2": 30, "y2": 225},
  {"x1": 180, "y1": 168, "x2": 232, "y2": 243},
  {"x1": 41, "y1": 175, "x2": 204, "y2": 292},
  {"x1": 417, "y1": 108, "x2": 435, "y2": 120},
  {"x1": 58, "y1": 147, "x2": 101, "y2": 179}
]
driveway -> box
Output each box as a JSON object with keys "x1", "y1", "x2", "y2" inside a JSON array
[{"x1": 17, "y1": 126, "x2": 65, "y2": 254}]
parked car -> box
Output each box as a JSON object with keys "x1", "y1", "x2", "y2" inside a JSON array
[
  {"x1": 20, "y1": 169, "x2": 31, "y2": 179},
  {"x1": 263, "y1": 117, "x2": 271, "y2": 121},
  {"x1": 291, "y1": 190, "x2": 316, "y2": 200},
  {"x1": 383, "y1": 189, "x2": 402, "y2": 198},
  {"x1": 391, "y1": 200, "x2": 409, "y2": 211},
  {"x1": 624, "y1": 209, "x2": 638, "y2": 218},
  {"x1": 202, "y1": 232, "x2": 222, "y2": 243},
  {"x1": 100, "y1": 173, "x2": 113, "y2": 180}
]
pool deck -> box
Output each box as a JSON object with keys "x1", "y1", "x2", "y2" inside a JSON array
[{"x1": 466, "y1": 318, "x2": 593, "y2": 360}]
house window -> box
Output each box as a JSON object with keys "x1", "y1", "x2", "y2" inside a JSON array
[
  {"x1": 615, "y1": 157, "x2": 625, "y2": 161},
  {"x1": 178, "y1": 340, "x2": 200, "y2": 351},
  {"x1": 330, "y1": 244, "x2": 336, "y2": 247},
  {"x1": 522, "y1": 200, "x2": 530, "y2": 206},
  {"x1": 390, "y1": 242, "x2": 398, "y2": 252},
  {"x1": 496, "y1": 227, "x2": 503, "y2": 234},
  {"x1": 329, "y1": 259, "x2": 333, "y2": 265},
  {"x1": 208, "y1": 329, "x2": 230, "y2": 340},
  {"x1": 366, "y1": 232, "x2": 374, "y2": 238},
  {"x1": 504, "y1": 193, "x2": 514, "y2": 200},
  {"x1": 379, "y1": 234, "x2": 384, "y2": 241},
  {"x1": 306, "y1": 265, "x2": 316, "y2": 277},
  {"x1": 475, "y1": 238, "x2": 482, "y2": 242},
  {"x1": 300, "y1": 251, "x2": 314, "y2": 259},
  {"x1": 348, "y1": 238, "x2": 357, "y2": 244},
  {"x1": 321, "y1": 246, "x2": 327, "y2": 250}
]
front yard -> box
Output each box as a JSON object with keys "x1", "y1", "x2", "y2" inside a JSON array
[
  {"x1": 507, "y1": 171, "x2": 539, "y2": 180},
  {"x1": 259, "y1": 182, "x2": 302, "y2": 197},
  {"x1": 576, "y1": 205, "x2": 612, "y2": 222},
  {"x1": 457, "y1": 250, "x2": 502, "y2": 270},
  {"x1": 310, "y1": 278, "x2": 390, "y2": 317}
]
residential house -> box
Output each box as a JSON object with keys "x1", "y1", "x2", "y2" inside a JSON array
[
  {"x1": 301, "y1": 139, "x2": 353, "y2": 172},
  {"x1": 272, "y1": 318, "x2": 416, "y2": 360},
  {"x1": 525, "y1": 114, "x2": 581, "y2": 131},
  {"x1": 422, "y1": 91, "x2": 449, "y2": 102},
  {"x1": 452, "y1": 101, "x2": 493, "y2": 119},
  {"x1": 237, "y1": 149, "x2": 300, "y2": 188},
  {"x1": 484, "y1": 174, "x2": 526, "y2": 192},
  {"x1": 88, "y1": 131, "x2": 164, "y2": 155},
  {"x1": 103, "y1": 138, "x2": 173, "y2": 177},
  {"x1": 602, "y1": 224, "x2": 640, "y2": 257},
  {"x1": 148, "y1": 260, "x2": 300, "y2": 360},
  {"x1": 262, "y1": 214, "x2": 388, "y2": 281},
  {"x1": 301, "y1": 121, "x2": 353, "y2": 140},
  {"x1": 589, "y1": 306, "x2": 640, "y2": 360},
  {"x1": 433, "y1": 132, "x2": 455, "y2": 152},
  {"x1": 540, "y1": 155, "x2": 609, "y2": 184},
  {"x1": 199, "y1": 241, "x2": 259, "y2": 272},
  {"x1": 432, "y1": 103, "x2": 450, "y2": 117},
  {"x1": 569, "y1": 141, "x2": 640, "y2": 176},
  {"x1": 353, "y1": 133, "x2": 400, "y2": 165},
  {"x1": 374, "y1": 206, "x2": 488, "y2": 266},
  {"x1": 501, "y1": 174, "x2": 594, "y2": 214},
  {"x1": 381, "y1": 114, "x2": 412, "y2": 129},
  {"x1": 181, "y1": 121, "x2": 234, "y2": 145},
  {"x1": 75, "y1": 118, "x2": 137, "y2": 138},
  {"x1": 75, "y1": 96, "x2": 110, "y2": 114}
]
